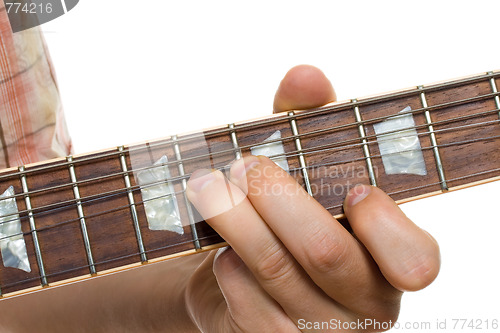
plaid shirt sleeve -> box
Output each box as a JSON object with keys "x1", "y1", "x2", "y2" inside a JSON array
[{"x1": 0, "y1": 1, "x2": 72, "y2": 170}]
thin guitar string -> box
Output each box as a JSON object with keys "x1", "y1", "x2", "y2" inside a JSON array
[
  {"x1": 1, "y1": 128, "x2": 500, "y2": 243},
  {"x1": 2, "y1": 164, "x2": 498, "y2": 291},
  {"x1": 0, "y1": 114, "x2": 499, "y2": 229},
  {"x1": 0, "y1": 90, "x2": 498, "y2": 207},
  {"x1": 0, "y1": 72, "x2": 498, "y2": 182}
]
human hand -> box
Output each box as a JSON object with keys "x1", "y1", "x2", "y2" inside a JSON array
[{"x1": 184, "y1": 65, "x2": 440, "y2": 332}]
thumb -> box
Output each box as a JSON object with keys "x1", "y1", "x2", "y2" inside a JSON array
[{"x1": 273, "y1": 65, "x2": 337, "y2": 113}]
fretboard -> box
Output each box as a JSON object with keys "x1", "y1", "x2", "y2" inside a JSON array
[{"x1": 1, "y1": 71, "x2": 500, "y2": 298}]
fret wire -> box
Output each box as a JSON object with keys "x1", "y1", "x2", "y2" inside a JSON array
[
  {"x1": 228, "y1": 123, "x2": 242, "y2": 160},
  {"x1": 325, "y1": 165, "x2": 500, "y2": 212},
  {"x1": 7, "y1": 158, "x2": 500, "y2": 292},
  {"x1": 419, "y1": 86, "x2": 448, "y2": 191},
  {"x1": 0, "y1": 233, "x2": 223, "y2": 291},
  {"x1": 0, "y1": 88, "x2": 499, "y2": 192},
  {"x1": 0, "y1": 116, "x2": 499, "y2": 229},
  {"x1": 4, "y1": 98, "x2": 500, "y2": 211},
  {"x1": 3, "y1": 128, "x2": 500, "y2": 244},
  {"x1": 4, "y1": 103, "x2": 500, "y2": 213},
  {"x1": 67, "y1": 156, "x2": 96, "y2": 275},
  {"x1": 172, "y1": 135, "x2": 201, "y2": 251},
  {"x1": 488, "y1": 71, "x2": 500, "y2": 119},
  {"x1": 118, "y1": 146, "x2": 147, "y2": 263},
  {"x1": 353, "y1": 99, "x2": 377, "y2": 186},
  {"x1": 288, "y1": 129, "x2": 500, "y2": 175},
  {"x1": 18, "y1": 166, "x2": 48, "y2": 286},
  {"x1": 8, "y1": 144, "x2": 500, "y2": 292},
  {"x1": 1, "y1": 72, "x2": 499, "y2": 183},
  {"x1": 93, "y1": 90, "x2": 500, "y2": 178},
  {"x1": 288, "y1": 111, "x2": 313, "y2": 196},
  {"x1": 279, "y1": 108, "x2": 500, "y2": 163}
]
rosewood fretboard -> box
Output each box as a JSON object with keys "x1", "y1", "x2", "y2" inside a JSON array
[{"x1": 1, "y1": 71, "x2": 500, "y2": 298}]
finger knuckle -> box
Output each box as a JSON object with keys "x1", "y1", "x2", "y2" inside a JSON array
[
  {"x1": 304, "y1": 230, "x2": 349, "y2": 274},
  {"x1": 254, "y1": 241, "x2": 296, "y2": 287}
]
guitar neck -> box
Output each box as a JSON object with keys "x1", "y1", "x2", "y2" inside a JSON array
[{"x1": 1, "y1": 71, "x2": 500, "y2": 298}]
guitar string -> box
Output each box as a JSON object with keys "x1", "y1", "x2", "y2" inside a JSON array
[
  {"x1": 0, "y1": 74, "x2": 500, "y2": 286},
  {"x1": 1, "y1": 127, "x2": 500, "y2": 242},
  {"x1": 0, "y1": 88, "x2": 498, "y2": 207},
  {"x1": 2, "y1": 135, "x2": 500, "y2": 286},
  {"x1": 2, "y1": 164, "x2": 499, "y2": 291},
  {"x1": 0, "y1": 110, "x2": 497, "y2": 228},
  {"x1": 0, "y1": 114, "x2": 498, "y2": 228},
  {"x1": 323, "y1": 166, "x2": 500, "y2": 212},
  {"x1": 0, "y1": 72, "x2": 498, "y2": 182},
  {"x1": 0, "y1": 233, "x2": 223, "y2": 290}
]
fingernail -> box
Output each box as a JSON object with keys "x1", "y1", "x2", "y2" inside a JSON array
[
  {"x1": 187, "y1": 169, "x2": 217, "y2": 192},
  {"x1": 346, "y1": 185, "x2": 372, "y2": 207},
  {"x1": 230, "y1": 156, "x2": 260, "y2": 181},
  {"x1": 213, "y1": 246, "x2": 244, "y2": 271},
  {"x1": 214, "y1": 246, "x2": 230, "y2": 262}
]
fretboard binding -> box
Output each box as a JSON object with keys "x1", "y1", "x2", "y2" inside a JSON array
[
  {"x1": 0, "y1": 72, "x2": 497, "y2": 182},
  {"x1": 18, "y1": 166, "x2": 48, "y2": 286},
  {"x1": 0, "y1": 233, "x2": 224, "y2": 292},
  {"x1": 353, "y1": 99, "x2": 378, "y2": 186},
  {"x1": 418, "y1": 86, "x2": 448, "y2": 191},
  {"x1": 228, "y1": 124, "x2": 242, "y2": 160},
  {"x1": 172, "y1": 135, "x2": 201, "y2": 251},
  {"x1": 288, "y1": 111, "x2": 313, "y2": 196},
  {"x1": 118, "y1": 146, "x2": 147, "y2": 263},
  {"x1": 67, "y1": 156, "x2": 96, "y2": 275},
  {"x1": 488, "y1": 72, "x2": 500, "y2": 119}
]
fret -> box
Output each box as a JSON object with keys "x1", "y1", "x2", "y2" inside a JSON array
[
  {"x1": 288, "y1": 111, "x2": 313, "y2": 196},
  {"x1": 488, "y1": 71, "x2": 500, "y2": 119},
  {"x1": 418, "y1": 86, "x2": 449, "y2": 191},
  {"x1": 118, "y1": 146, "x2": 147, "y2": 263},
  {"x1": 66, "y1": 156, "x2": 96, "y2": 275},
  {"x1": 228, "y1": 124, "x2": 242, "y2": 160},
  {"x1": 18, "y1": 166, "x2": 48, "y2": 286},
  {"x1": 172, "y1": 135, "x2": 201, "y2": 251},
  {"x1": 3, "y1": 71, "x2": 500, "y2": 299},
  {"x1": 352, "y1": 99, "x2": 378, "y2": 186}
]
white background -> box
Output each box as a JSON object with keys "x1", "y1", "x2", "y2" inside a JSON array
[{"x1": 43, "y1": 1, "x2": 499, "y2": 331}]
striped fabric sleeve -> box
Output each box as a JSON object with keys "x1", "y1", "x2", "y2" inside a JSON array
[{"x1": 0, "y1": 1, "x2": 72, "y2": 170}]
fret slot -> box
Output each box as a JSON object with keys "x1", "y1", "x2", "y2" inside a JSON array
[
  {"x1": 422, "y1": 78, "x2": 500, "y2": 188},
  {"x1": 118, "y1": 146, "x2": 147, "y2": 263},
  {"x1": 18, "y1": 166, "x2": 48, "y2": 286},
  {"x1": 172, "y1": 135, "x2": 201, "y2": 251},
  {"x1": 418, "y1": 86, "x2": 448, "y2": 191},
  {"x1": 67, "y1": 157, "x2": 96, "y2": 275},
  {"x1": 288, "y1": 112, "x2": 313, "y2": 196},
  {"x1": 228, "y1": 124, "x2": 242, "y2": 160},
  {"x1": 488, "y1": 71, "x2": 500, "y2": 119},
  {"x1": 353, "y1": 99, "x2": 378, "y2": 186}
]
